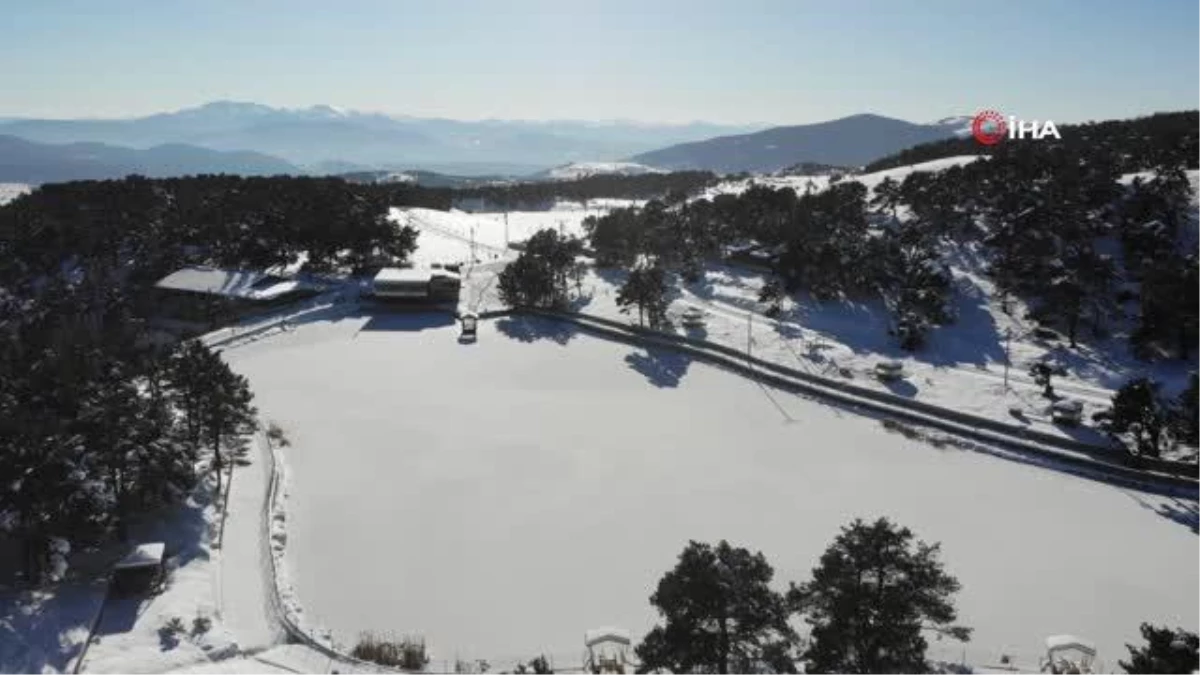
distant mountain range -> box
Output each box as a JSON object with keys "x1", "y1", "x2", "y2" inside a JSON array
[
  {"x1": 0, "y1": 103, "x2": 980, "y2": 183},
  {"x1": 0, "y1": 135, "x2": 299, "y2": 184},
  {"x1": 0, "y1": 101, "x2": 758, "y2": 176},
  {"x1": 630, "y1": 114, "x2": 972, "y2": 173}
]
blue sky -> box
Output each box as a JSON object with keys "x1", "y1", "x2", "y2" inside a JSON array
[{"x1": 2, "y1": 0, "x2": 1196, "y2": 125}]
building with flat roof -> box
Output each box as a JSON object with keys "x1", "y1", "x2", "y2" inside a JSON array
[{"x1": 372, "y1": 266, "x2": 461, "y2": 301}]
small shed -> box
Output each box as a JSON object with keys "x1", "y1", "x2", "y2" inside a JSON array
[{"x1": 111, "y1": 542, "x2": 166, "y2": 595}]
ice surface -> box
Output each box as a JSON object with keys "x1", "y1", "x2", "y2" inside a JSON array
[{"x1": 222, "y1": 313, "x2": 1197, "y2": 670}]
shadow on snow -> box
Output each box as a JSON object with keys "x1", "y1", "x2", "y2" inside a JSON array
[
  {"x1": 495, "y1": 316, "x2": 576, "y2": 345},
  {"x1": 624, "y1": 347, "x2": 693, "y2": 388},
  {"x1": 358, "y1": 311, "x2": 457, "y2": 333}
]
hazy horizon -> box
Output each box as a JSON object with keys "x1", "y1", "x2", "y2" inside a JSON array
[{"x1": 2, "y1": 0, "x2": 1197, "y2": 126}]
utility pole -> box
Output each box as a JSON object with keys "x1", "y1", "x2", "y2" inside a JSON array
[
  {"x1": 503, "y1": 211, "x2": 509, "y2": 249},
  {"x1": 747, "y1": 312, "x2": 753, "y2": 365},
  {"x1": 1003, "y1": 328, "x2": 1012, "y2": 391}
]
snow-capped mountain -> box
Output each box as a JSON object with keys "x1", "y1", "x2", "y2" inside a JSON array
[{"x1": 0, "y1": 102, "x2": 757, "y2": 175}]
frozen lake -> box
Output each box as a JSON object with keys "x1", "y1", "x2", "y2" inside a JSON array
[{"x1": 224, "y1": 311, "x2": 1197, "y2": 670}]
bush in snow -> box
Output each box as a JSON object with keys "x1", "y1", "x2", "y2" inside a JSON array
[
  {"x1": 350, "y1": 633, "x2": 428, "y2": 670},
  {"x1": 191, "y1": 614, "x2": 212, "y2": 637},
  {"x1": 266, "y1": 421, "x2": 291, "y2": 447}
]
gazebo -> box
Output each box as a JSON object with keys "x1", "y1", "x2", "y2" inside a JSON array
[
  {"x1": 1041, "y1": 635, "x2": 1097, "y2": 674},
  {"x1": 584, "y1": 627, "x2": 631, "y2": 674}
]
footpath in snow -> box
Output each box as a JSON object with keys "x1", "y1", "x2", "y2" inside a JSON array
[{"x1": 216, "y1": 432, "x2": 282, "y2": 652}]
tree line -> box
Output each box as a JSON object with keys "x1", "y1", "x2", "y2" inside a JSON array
[
  {"x1": 635, "y1": 517, "x2": 1198, "y2": 673},
  {"x1": 577, "y1": 111, "x2": 1198, "y2": 358},
  {"x1": 581, "y1": 180, "x2": 959, "y2": 350},
  {"x1": 1, "y1": 273, "x2": 255, "y2": 580},
  {"x1": 453, "y1": 171, "x2": 719, "y2": 210},
  {"x1": 0, "y1": 174, "x2": 430, "y2": 581},
  {"x1": 863, "y1": 111, "x2": 1198, "y2": 174}
]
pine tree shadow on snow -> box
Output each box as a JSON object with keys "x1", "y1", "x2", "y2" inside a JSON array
[
  {"x1": 0, "y1": 581, "x2": 108, "y2": 673},
  {"x1": 1128, "y1": 494, "x2": 1199, "y2": 534},
  {"x1": 625, "y1": 347, "x2": 692, "y2": 388},
  {"x1": 495, "y1": 316, "x2": 576, "y2": 345}
]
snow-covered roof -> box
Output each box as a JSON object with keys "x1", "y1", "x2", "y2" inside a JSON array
[
  {"x1": 156, "y1": 266, "x2": 267, "y2": 297},
  {"x1": 374, "y1": 267, "x2": 433, "y2": 284},
  {"x1": 114, "y1": 542, "x2": 165, "y2": 570},
  {"x1": 156, "y1": 266, "x2": 313, "y2": 300},
  {"x1": 251, "y1": 280, "x2": 303, "y2": 299},
  {"x1": 1051, "y1": 399, "x2": 1083, "y2": 413},
  {"x1": 585, "y1": 627, "x2": 631, "y2": 647},
  {"x1": 1045, "y1": 635, "x2": 1096, "y2": 655}
]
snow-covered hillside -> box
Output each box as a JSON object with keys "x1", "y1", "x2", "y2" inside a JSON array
[
  {"x1": 454, "y1": 163, "x2": 1200, "y2": 456},
  {"x1": 391, "y1": 201, "x2": 641, "y2": 267},
  {"x1": 542, "y1": 161, "x2": 665, "y2": 180},
  {"x1": 700, "y1": 155, "x2": 985, "y2": 200},
  {"x1": 0, "y1": 183, "x2": 32, "y2": 205}
]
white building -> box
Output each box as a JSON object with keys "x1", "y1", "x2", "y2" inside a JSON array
[{"x1": 371, "y1": 266, "x2": 461, "y2": 301}]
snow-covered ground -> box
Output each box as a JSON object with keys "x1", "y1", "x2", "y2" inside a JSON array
[
  {"x1": 392, "y1": 201, "x2": 639, "y2": 267},
  {"x1": 0, "y1": 182, "x2": 32, "y2": 205},
  {"x1": 451, "y1": 165, "x2": 1199, "y2": 455},
  {"x1": 221, "y1": 312, "x2": 1197, "y2": 672}
]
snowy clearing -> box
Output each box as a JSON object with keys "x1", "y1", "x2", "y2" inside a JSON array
[
  {"x1": 222, "y1": 312, "x2": 1197, "y2": 672},
  {"x1": 0, "y1": 183, "x2": 32, "y2": 205},
  {"x1": 543, "y1": 162, "x2": 665, "y2": 180}
]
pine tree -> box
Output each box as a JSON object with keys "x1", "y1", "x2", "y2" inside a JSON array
[
  {"x1": 616, "y1": 264, "x2": 668, "y2": 328},
  {"x1": 1120, "y1": 624, "x2": 1199, "y2": 674},
  {"x1": 1097, "y1": 377, "x2": 1171, "y2": 458},
  {"x1": 636, "y1": 540, "x2": 797, "y2": 674},
  {"x1": 1172, "y1": 373, "x2": 1198, "y2": 448},
  {"x1": 790, "y1": 518, "x2": 971, "y2": 674}
]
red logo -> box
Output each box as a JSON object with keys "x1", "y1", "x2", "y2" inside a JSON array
[{"x1": 971, "y1": 110, "x2": 1007, "y2": 145}]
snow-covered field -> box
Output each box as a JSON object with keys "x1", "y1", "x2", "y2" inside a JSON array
[
  {"x1": 222, "y1": 312, "x2": 1197, "y2": 672},
  {"x1": 392, "y1": 201, "x2": 639, "y2": 267},
  {"x1": 0, "y1": 183, "x2": 32, "y2": 205},
  {"x1": 542, "y1": 162, "x2": 664, "y2": 180}
]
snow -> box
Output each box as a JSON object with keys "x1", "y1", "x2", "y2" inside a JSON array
[
  {"x1": 544, "y1": 162, "x2": 664, "y2": 180},
  {"x1": 0, "y1": 183, "x2": 32, "y2": 206},
  {"x1": 700, "y1": 155, "x2": 985, "y2": 200},
  {"x1": 0, "y1": 583, "x2": 107, "y2": 673},
  {"x1": 155, "y1": 266, "x2": 321, "y2": 301},
  {"x1": 585, "y1": 627, "x2": 631, "y2": 646},
  {"x1": 78, "y1": 478, "x2": 240, "y2": 674},
  {"x1": 216, "y1": 431, "x2": 281, "y2": 652},
  {"x1": 114, "y1": 543, "x2": 165, "y2": 570},
  {"x1": 392, "y1": 202, "x2": 640, "y2": 267},
  {"x1": 373, "y1": 267, "x2": 437, "y2": 283},
  {"x1": 220, "y1": 311, "x2": 1197, "y2": 673}
]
